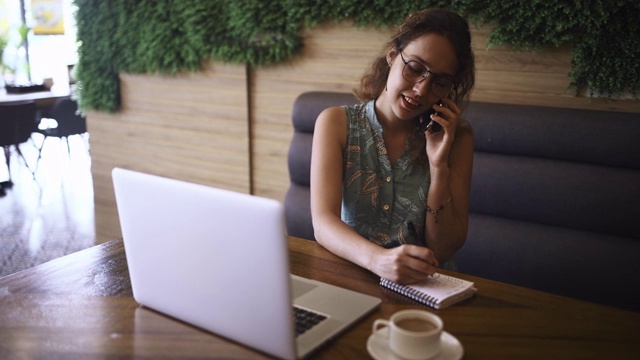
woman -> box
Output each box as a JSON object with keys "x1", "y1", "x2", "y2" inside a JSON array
[{"x1": 310, "y1": 8, "x2": 475, "y2": 285}]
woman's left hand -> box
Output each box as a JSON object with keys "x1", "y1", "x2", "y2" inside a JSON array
[{"x1": 423, "y1": 98, "x2": 461, "y2": 169}]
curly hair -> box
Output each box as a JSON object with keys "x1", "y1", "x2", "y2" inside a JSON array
[{"x1": 354, "y1": 8, "x2": 475, "y2": 108}]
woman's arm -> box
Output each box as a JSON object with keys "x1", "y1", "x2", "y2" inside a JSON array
[{"x1": 422, "y1": 99, "x2": 474, "y2": 262}]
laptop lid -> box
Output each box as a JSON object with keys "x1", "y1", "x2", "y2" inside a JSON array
[{"x1": 112, "y1": 168, "x2": 380, "y2": 359}]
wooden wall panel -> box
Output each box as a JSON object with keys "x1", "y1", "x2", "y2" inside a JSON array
[
  {"x1": 250, "y1": 22, "x2": 393, "y2": 200},
  {"x1": 91, "y1": 22, "x2": 638, "y2": 244},
  {"x1": 90, "y1": 62, "x2": 248, "y2": 243},
  {"x1": 250, "y1": 22, "x2": 640, "y2": 204},
  {"x1": 470, "y1": 26, "x2": 640, "y2": 111}
]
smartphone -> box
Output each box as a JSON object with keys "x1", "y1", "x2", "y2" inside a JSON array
[{"x1": 416, "y1": 100, "x2": 443, "y2": 135}]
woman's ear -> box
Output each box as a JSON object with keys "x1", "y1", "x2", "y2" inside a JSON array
[{"x1": 386, "y1": 48, "x2": 398, "y2": 67}]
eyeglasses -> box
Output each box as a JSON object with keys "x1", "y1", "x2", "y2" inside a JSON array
[{"x1": 399, "y1": 52, "x2": 455, "y2": 98}]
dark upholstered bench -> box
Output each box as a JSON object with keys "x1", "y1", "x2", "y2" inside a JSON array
[{"x1": 285, "y1": 91, "x2": 640, "y2": 312}]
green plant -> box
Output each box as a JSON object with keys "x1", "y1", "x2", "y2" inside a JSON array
[
  {"x1": 16, "y1": 24, "x2": 32, "y2": 82},
  {"x1": 0, "y1": 32, "x2": 8, "y2": 74},
  {"x1": 568, "y1": 1, "x2": 639, "y2": 98},
  {"x1": 73, "y1": 0, "x2": 639, "y2": 113},
  {"x1": 456, "y1": 0, "x2": 639, "y2": 98}
]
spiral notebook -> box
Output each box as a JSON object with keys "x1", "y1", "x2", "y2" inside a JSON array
[{"x1": 380, "y1": 273, "x2": 477, "y2": 309}]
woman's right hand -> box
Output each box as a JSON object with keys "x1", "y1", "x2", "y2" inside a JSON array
[{"x1": 371, "y1": 244, "x2": 440, "y2": 284}]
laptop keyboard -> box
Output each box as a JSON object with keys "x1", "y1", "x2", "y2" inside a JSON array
[{"x1": 294, "y1": 306, "x2": 327, "y2": 336}]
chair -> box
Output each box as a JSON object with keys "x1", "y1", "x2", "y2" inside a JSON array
[
  {"x1": 284, "y1": 91, "x2": 357, "y2": 240},
  {"x1": 0, "y1": 100, "x2": 39, "y2": 187},
  {"x1": 36, "y1": 98, "x2": 88, "y2": 157}
]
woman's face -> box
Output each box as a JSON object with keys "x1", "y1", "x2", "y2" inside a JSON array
[{"x1": 383, "y1": 33, "x2": 458, "y2": 122}]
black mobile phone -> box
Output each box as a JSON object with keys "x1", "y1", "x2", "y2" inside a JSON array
[{"x1": 416, "y1": 100, "x2": 443, "y2": 135}]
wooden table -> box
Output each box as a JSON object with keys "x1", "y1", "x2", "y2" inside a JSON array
[{"x1": 1, "y1": 237, "x2": 639, "y2": 359}]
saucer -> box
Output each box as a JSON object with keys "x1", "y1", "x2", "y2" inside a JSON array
[{"x1": 366, "y1": 327, "x2": 463, "y2": 360}]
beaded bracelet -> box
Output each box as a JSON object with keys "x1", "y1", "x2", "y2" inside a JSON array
[{"x1": 425, "y1": 196, "x2": 452, "y2": 223}]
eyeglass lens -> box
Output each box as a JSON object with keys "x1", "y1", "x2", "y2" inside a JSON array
[{"x1": 402, "y1": 59, "x2": 454, "y2": 98}]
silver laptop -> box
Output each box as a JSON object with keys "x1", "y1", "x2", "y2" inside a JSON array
[{"x1": 112, "y1": 168, "x2": 381, "y2": 359}]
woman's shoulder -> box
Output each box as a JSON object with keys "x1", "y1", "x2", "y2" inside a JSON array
[
  {"x1": 317, "y1": 101, "x2": 368, "y2": 123},
  {"x1": 456, "y1": 118, "x2": 473, "y2": 138},
  {"x1": 316, "y1": 101, "x2": 372, "y2": 135},
  {"x1": 452, "y1": 118, "x2": 474, "y2": 157},
  {"x1": 315, "y1": 106, "x2": 349, "y2": 143},
  {"x1": 317, "y1": 105, "x2": 348, "y2": 125}
]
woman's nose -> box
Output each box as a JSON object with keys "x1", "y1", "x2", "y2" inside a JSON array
[{"x1": 413, "y1": 76, "x2": 431, "y2": 97}]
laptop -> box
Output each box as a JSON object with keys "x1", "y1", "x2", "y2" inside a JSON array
[{"x1": 112, "y1": 168, "x2": 381, "y2": 359}]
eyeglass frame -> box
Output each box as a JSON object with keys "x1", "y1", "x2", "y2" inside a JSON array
[{"x1": 398, "y1": 51, "x2": 456, "y2": 98}]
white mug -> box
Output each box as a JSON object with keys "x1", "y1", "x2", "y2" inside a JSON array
[{"x1": 372, "y1": 309, "x2": 443, "y2": 360}]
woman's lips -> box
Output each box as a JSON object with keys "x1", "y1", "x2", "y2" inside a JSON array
[{"x1": 402, "y1": 95, "x2": 420, "y2": 111}]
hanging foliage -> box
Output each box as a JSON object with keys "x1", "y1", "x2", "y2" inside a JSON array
[{"x1": 73, "y1": 0, "x2": 639, "y2": 112}]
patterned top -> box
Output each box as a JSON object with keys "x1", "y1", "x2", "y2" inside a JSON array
[{"x1": 341, "y1": 100, "x2": 430, "y2": 248}]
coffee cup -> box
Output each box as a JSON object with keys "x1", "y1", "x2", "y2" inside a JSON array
[{"x1": 372, "y1": 309, "x2": 443, "y2": 360}]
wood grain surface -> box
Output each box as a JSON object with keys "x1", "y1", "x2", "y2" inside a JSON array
[{"x1": 1, "y1": 237, "x2": 638, "y2": 359}]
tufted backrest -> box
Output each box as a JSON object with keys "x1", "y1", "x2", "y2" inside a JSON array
[
  {"x1": 466, "y1": 102, "x2": 640, "y2": 239},
  {"x1": 284, "y1": 92, "x2": 358, "y2": 240},
  {"x1": 284, "y1": 92, "x2": 640, "y2": 241},
  {"x1": 458, "y1": 101, "x2": 640, "y2": 311}
]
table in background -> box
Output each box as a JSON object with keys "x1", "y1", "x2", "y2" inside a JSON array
[
  {"x1": 1, "y1": 86, "x2": 71, "y2": 117},
  {"x1": 1, "y1": 237, "x2": 638, "y2": 359}
]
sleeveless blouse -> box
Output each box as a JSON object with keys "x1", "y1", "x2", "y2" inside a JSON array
[{"x1": 341, "y1": 100, "x2": 430, "y2": 248}]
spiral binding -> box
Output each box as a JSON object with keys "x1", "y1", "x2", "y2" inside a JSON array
[{"x1": 380, "y1": 277, "x2": 439, "y2": 308}]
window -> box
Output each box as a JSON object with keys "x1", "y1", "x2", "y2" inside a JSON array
[{"x1": 1, "y1": 0, "x2": 77, "y2": 86}]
